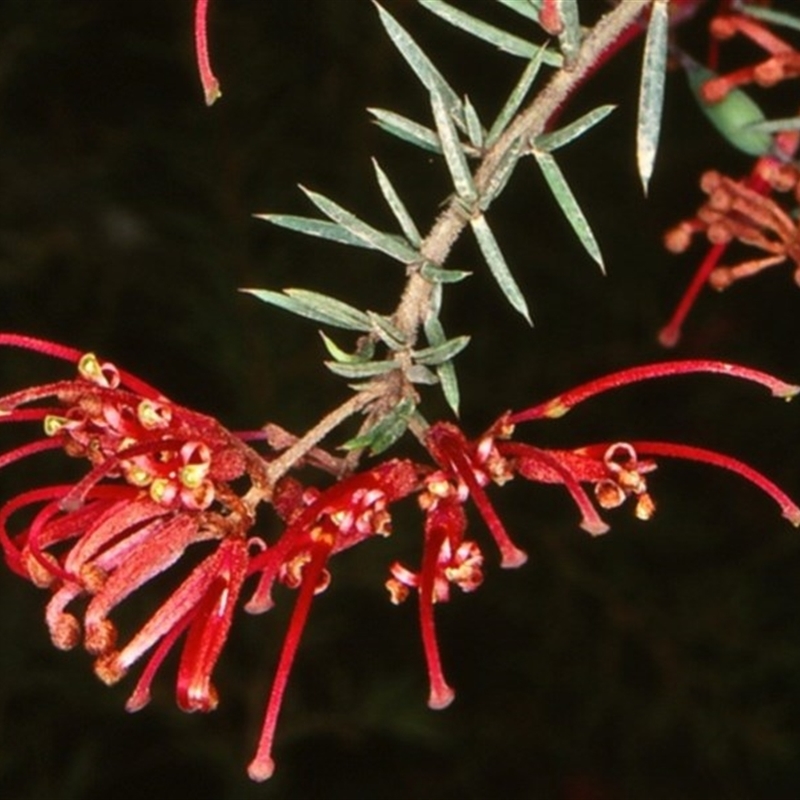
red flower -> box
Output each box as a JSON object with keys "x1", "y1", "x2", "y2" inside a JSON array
[
  {"x1": 194, "y1": 0, "x2": 221, "y2": 105},
  {"x1": 1, "y1": 335, "x2": 797, "y2": 782}
]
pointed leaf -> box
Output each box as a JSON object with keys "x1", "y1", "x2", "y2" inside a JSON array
[
  {"x1": 532, "y1": 151, "x2": 604, "y2": 272},
  {"x1": 419, "y1": 0, "x2": 561, "y2": 64},
  {"x1": 486, "y1": 47, "x2": 548, "y2": 146},
  {"x1": 374, "y1": 3, "x2": 464, "y2": 128},
  {"x1": 535, "y1": 104, "x2": 616, "y2": 152},
  {"x1": 555, "y1": 0, "x2": 581, "y2": 63},
  {"x1": 319, "y1": 331, "x2": 375, "y2": 364},
  {"x1": 368, "y1": 107, "x2": 443, "y2": 153},
  {"x1": 424, "y1": 314, "x2": 461, "y2": 416},
  {"x1": 463, "y1": 96, "x2": 485, "y2": 150},
  {"x1": 255, "y1": 214, "x2": 374, "y2": 250},
  {"x1": 371, "y1": 159, "x2": 422, "y2": 247},
  {"x1": 637, "y1": 0, "x2": 668, "y2": 195},
  {"x1": 412, "y1": 335, "x2": 471, "y2": 366},
  {"x1": 324, "y1": 359, "x2": 399, "y2": 379},
  {"x1": 341, "y1": 398, "x2": 415, "y2": 455},
  {"x1": 431, "y1": 89, "x2": 477, "y2": 203},
  {"x1": 480, "y1": 137, "x2": 524, "y2": 210},
  {"x1": 495, "y1": 0, "x2": 540, "y2": 23},
  {"x1": 470, "y1": 213, "x2": 532, "y2": 324},
  {"x1": 367, "y1": 311, "x2": 408, "y2": 350},
  {"x1": 241, "y1": 288, "x2": 372, "y2": 331},
  {"x1": 300, "y1": 186, "x2": 420, "y2": 264},
  {"x1": 420, "y1": 262, "x2": 472, "y2": 283}
]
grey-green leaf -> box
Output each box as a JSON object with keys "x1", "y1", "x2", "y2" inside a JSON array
[
  {"x1": 637, "y1": 0, "x2": 668, "y2": 195},
  {"x1": 374, "y1": 3, "x2": 464, "y2": 128},
  {"x1": 255, "y1": 214, "x2": 374, "y2": 250},
  {"x1": 495, "y1": 0, "x2": 540, "y2": 23},
  {"x1": 533, "y1": 150, "x2": 604, "y2": 272},
  {"x1": 371, "y1": 159, "x2": 422, "y2": 247},
  {"x1": 535, "y1": 104, "x2": 616, "y2": 152},
  {"x1": 368, "y1": 107, "x2": 443, "y2": 153},
  {"x1": 300, "y1": 186, "x2": 420, "y2": 264},
  {"x1": 368, "y1": 311, "x2": 408, "y2": 350},
  {"x1": 486, "y1": 47, "x2": 548, "y2": 147},
  {"x1": 419, "y1": 0, "x2": 561, "y2": 65},
  {"x1": 555, "y1": 0, "x2": 581, "y2": 63},
  {"x1": 242, "y1": 288, "x2": 372, "y2": 331},
  {"x1": 463, "y1": 96, "x2": 485, "y2": 150},
  {"x1": 431, "y1": 89, "x2": 477, "y2": 203},
  {"x1": 420, "y1": 262, "x2": 472, "y2": 283},
  {"x1": 738, "y1": 3, "x2": 800, "y2": 33},
  {"x1": 412, "y1": 335, "x2": 471, "y2": 366},
  {"x1": 747, "y1": 116, "x2": 800, "y2": 134},
  {"x1": 470, "y1": 213, "x2": 532, "y2": 324},
  {"x1": 424, "y1": 314, "x2": 461, "y2": 415},
  {"x1": 324, "y1": 359, "x2": 399, "y2": 379},
  {"x1": 341, "y1": 398, "x2": 415, "y2": 455}
]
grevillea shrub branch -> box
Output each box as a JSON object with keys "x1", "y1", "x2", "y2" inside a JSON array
[{"x1": 3, "y1": 0, "x2": 800, "y2": 785}]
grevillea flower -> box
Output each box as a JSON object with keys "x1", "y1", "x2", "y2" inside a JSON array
[
  {"x1": 0, "y1": 334, "x2": 798, "y2": 781},
  {"x1": 382, "y1": 359, "x2": 800, "y2": 721}
]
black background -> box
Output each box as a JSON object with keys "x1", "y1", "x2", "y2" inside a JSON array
[{"x1": 1, "y1": 2, "x2": 800, "y2": 798}]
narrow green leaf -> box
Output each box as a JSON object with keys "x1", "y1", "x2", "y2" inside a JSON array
[
  {"x1": 367, "y1": 311, "x2": 408, "y2": 350},
  {"x1": 738, "y1": 3, "x2": 800, "y2": 33},
  {"x1": 241, "y1": 288, "x2": 372, "y2": 331},
  {"x1": 341, "y1": 398, "x2": 415, "y2": 455},
  {"x1": 637, "y1": 0, "x2": 668, "y2": 195},
  {"x1": 424, "y1": 314, "x2": 461, "y2": 415},
  {"x1": 300, "y1": 186, "x2": 420, "y2": 264},
  {"x1": 486, "y1": 47, "x2": 547, "y2": 147},
  {"x1": 374, "y1": 3, "x2": 465, "y2": 128},
  {"x1": 470, "y1": 213, "x2": 532, "y2": 324},
  {"x1": 431, "y1": 89, "x2": 477, "y2": 203},
  {"x1": 368, "y1": 107, "x2": 443, "y2": 153},
  {"x1": 325, "y1": 359, "x2": 399, "y2": 379},
  {"x1": 463, "y1": 96, "x2": 485, "y2": 150},
  {"x1": 480, "y1": 137, "x2": 524, "y2": 210},
  {"x1": 407, "y1": 365, "x2": 439, "y2": 385},
  {"x1": 319, "y1": 331, "x2": 375, "y2": 364},
  {"x1": 419, "y1": 0, "x2": 561, "y2": 65},
  {"x1": 555, "y1": 0, "x2": 581, "y2": 63},
  {"x1": 747, "y1": 116, "x2": 800, "y2": 134},
  {"x1": 412, "y1": 335, "x2": 471, "y2": 366},
  {"x1": 255, "y1": 214, "x2": 374, "y2": 250},
  {"x1": 420, "y1": 262, "x2": 472, "y2": 283},
  {"x1": 533, "y1": 150, "x2": 604, "y2": 272},
  {"x1": 371, "y1": 159, "x2": 422, "y2": 247},
  {"x1": 535, "y1": 104, "x2": 616, "y2": 152},
  {"x1": 495, "y1": 0, "x2": 540, "y2": 23}
]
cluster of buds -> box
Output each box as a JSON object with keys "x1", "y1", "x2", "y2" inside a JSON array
[
  {"x1": 1, "y1": 334, "x2": 798, "y2": 781},
  {"x1": 659, "y1": 1, "x2": 800, "y2": 345},
  {"x1": 702, "y1": 10, "x2": 800, "y2": 101}
]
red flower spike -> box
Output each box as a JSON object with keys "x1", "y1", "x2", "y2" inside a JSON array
[
  {"x1": 248, "y1": 534, "x2": 335, "y2": 783},
  {"x1": 511, "y1": 360, "x2": 799, "y2": 423},
  {"x1": 426, "y1": 423, "x2": 527, "y2": 568},
  {"x1": 195, "y1": 0, "x2": 221, "y2": 106}
]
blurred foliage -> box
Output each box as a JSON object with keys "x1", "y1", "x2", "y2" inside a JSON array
[{"x1": 1, "y1": 1, "x2": 800, "y2": 798}]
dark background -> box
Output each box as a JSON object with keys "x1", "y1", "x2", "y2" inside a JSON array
[{"x1": 1, "y1": 1, "x2": 799, "y2": 798}]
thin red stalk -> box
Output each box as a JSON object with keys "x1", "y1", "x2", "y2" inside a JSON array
[
  {"x1": 0, "y1": 438, "x2": 62, "y2": 470},
  {"x1": 195, "y1": 0, "x2": 221, "y2": 105},
  {"x1": 658, "y1": 242, "x2": 727, "y2": 348},
  {"x1": 419, "y1": 523, "x2": 455, "y2": 710},
  {"x1": 247, "y1": 539, "x2": 333, "y2": 782},
  {"x1": 511, "y1": 360, "x2": 799, "y2": 422}
]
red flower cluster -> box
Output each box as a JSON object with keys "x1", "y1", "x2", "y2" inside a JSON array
[
  {"x1": 0, "y1": 334, "x2": 797, "y2": 780},
  {"x1": 660, "y1": 2, "x2": 800, "y2": 346}
]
